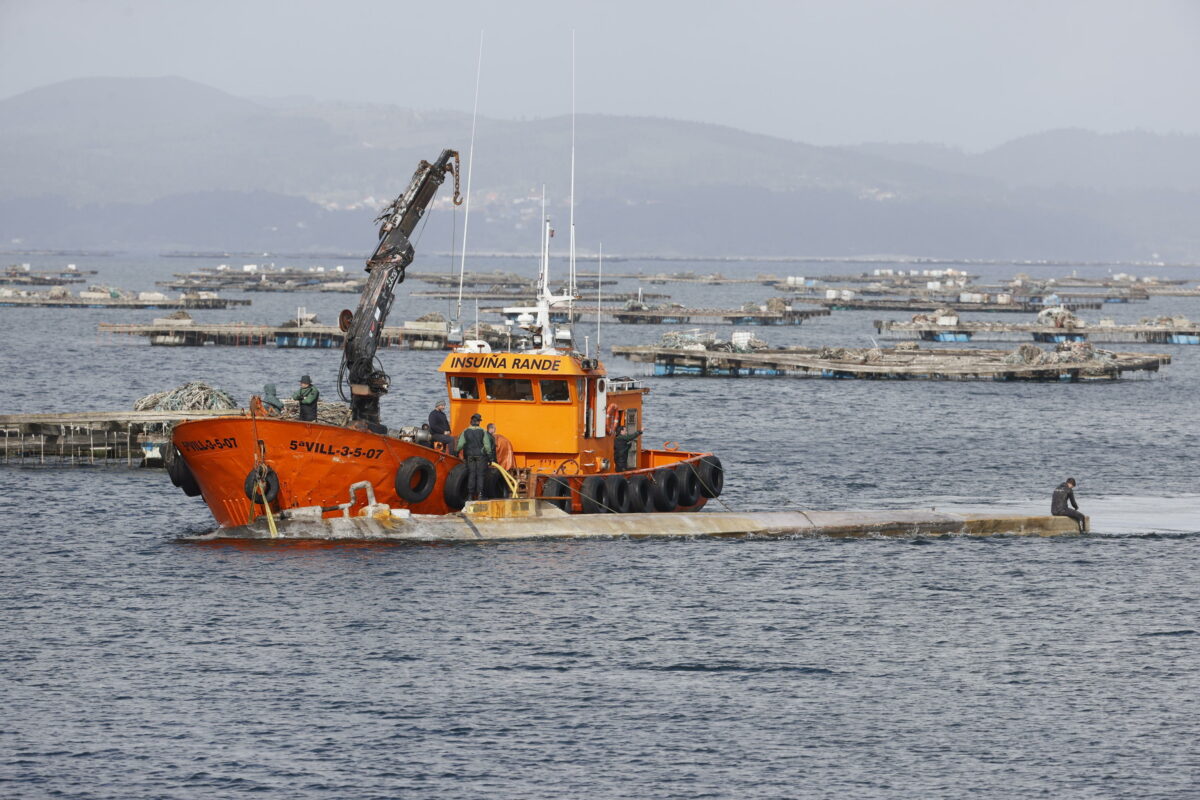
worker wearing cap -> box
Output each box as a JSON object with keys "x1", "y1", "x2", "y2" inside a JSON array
[
  {"x1": 428, "y1": 401, "x2": 456, "y2": 456},
  {"x1": 456, "y1": 413, "x2": 494, "y2": 501},
  {"x1": 293, "y1": 375, "x2": 319, "y2": 422}
]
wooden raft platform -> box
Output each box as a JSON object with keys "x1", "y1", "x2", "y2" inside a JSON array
[
  {"x1": 98, "y1": 321, "x2": 448, "y2": 349},
  {"x1": 875, "y1": 319, "x2": 1200, "y2": 345},
  {"x1": 789, "y1": 297, "x2": 1103, "y2": 313},
  {"x1": 0, "y1": 409, "x2": 243, "y2": 465},
  {"x1": 204, "y1": 501, "x2": 1086, "y2": 542},
  {"x1": 0, "y1": 296, "x2": 249, "y2": 309},
  {"x1": 574, "y1": 306, "x2": 832, "y2": 325},
  {"x1": 611, "y1": 345, "x2": 1172, "y2": 381}
]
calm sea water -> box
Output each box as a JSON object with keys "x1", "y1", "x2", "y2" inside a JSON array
[{"x1": 2, "y1": 253, "x2": 1198, "y2": 798}]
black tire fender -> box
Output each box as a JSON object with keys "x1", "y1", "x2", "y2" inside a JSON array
[
  {"x1": 697, "y1": 455, "x2": 724, "y2": 498},
  {"x1": 443, "y1": 463, "x2": 470, "y2": 510},
  {"x1": 167, "y1": 446, "x2": 202, "y2": 497},
  {"x1": 605, "y1": 475, "x2": 632, "y2": 514},
  {"x1": 243, "y1": 466, "x2": 279, "y2": 505},
  {"x1": 485, "y1": 466, "x2": 513, "y2": 499},
  {"x1": 542, "y1": 476, "x2": 572, "y2": 512},
  {"x1": 581, "y1": 475, "x2": 608, "y2": 514},
  {"x1": 394, "y1": 456, "x2": 437, "y2": 504},
  {"x1": 650, "y1": 469, "x2": 680, "y2": 512},
  {"x1": 627, "y1": 474, "x2": 653, "y2": 513},
  {"x1": 675, "y1": 464, "x2": 702, "y2": 507}
]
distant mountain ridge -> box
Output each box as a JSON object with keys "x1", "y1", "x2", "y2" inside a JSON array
[{"x1": 2, "y1": 77, "x2": 1198, "y2": 259}]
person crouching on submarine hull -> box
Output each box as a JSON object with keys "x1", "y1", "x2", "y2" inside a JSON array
[{"x1": 1051, "y1": 477, "x2": 1086, "y2": 532}]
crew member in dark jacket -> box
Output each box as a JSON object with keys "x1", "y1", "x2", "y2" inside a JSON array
[
  {"x1": 456, "y1": 413, "x2": 494, "y2": 501},
  {"x1": 1051, "y1": 478, "x2": 1086, "y2": 531},
  {"x1": 262, "y1": 384, "x2": 284, "y2": 415},
  {"x1": 428, "y1": 401, "x2": 456, "y2": 455},
  {"x1": 293, "y1": 375, "x2": 319, "y2": 422},
  {"x1": 613, "y1": 425, "x2": 643, "y2": 472}
]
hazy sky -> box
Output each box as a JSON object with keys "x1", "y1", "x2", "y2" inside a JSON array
[{"x1": 2, "y1": 0, "x2": 1199, "y2": 149}]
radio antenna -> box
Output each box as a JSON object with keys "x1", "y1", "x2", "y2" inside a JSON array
[{"x1": 596, "y1": 241, "x2": 603, "y2": 356}]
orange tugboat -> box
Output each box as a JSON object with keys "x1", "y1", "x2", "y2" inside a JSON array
[{"x1": 169, "y1": 150, "x2": 723, "y2": 532}]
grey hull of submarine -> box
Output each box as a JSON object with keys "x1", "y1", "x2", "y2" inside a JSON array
[{"x1": 190, "y1": 501, "x2": 1086, "y2": 542}]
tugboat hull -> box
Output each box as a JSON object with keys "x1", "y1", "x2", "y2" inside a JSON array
[{"x1": 172, "y1": 416, "x2": 462, "y2": 527}]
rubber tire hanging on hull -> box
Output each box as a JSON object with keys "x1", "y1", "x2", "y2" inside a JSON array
[
  {"x1": 696, "y1": 455, "x2": 724, "y2": 498},
  {"x1": 485, "y1": 467, "x2": 512, "y2": 499},
  {"x1": 543, "y1": 476, "x2": 572, "y2": 512},
  {"x1": 650, "y1": 469, "x2": 680, "y2": 512},
  {"x1": 168, "y1": 447, "x2": 202, "y2": 497},
  {"x1": 243, "y1": 466, "x2": 280, "y2": 505},
  {"x1": 580, "y1": 475, "x2": 608, "y2": 514},
  {"x1": 443, "y1": 463, "x2": 470, "y2": 510},
  {"x1": 394, "y1": 457, "x2": 436, "y2": 504},
  {"x1": 627, "y1": 474, "x2": 653, "y2": 512},
  {"x1": 675, "y1": 464, "x2": 702, "y2": 508},
  {"x1": 605, "y1": 475, "x2": 632, "y2": 514}
]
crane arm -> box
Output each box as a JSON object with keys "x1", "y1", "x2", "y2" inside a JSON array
[{"x1": 339, "y1": 149, "x2": 461, "y2": 425}]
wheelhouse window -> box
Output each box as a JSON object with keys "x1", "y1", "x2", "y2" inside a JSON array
[
  {"x1": 540, "y1": 379, "x2": 571, "y2": 402},
  {"x1": 450, "y1": 376, "x2": 480, "y2": 400},
  {"x1": 484, "y1": 378, "x2": 534, "y2": 401}
]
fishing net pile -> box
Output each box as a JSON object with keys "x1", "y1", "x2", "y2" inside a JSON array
[
  {"x1": 660, "y1": 330, "x2": 716, "y2": 350},
  {"x1": 87, "y1": 284, "x2": 134, "y2": 299},
  {"x1": 279, "y1": 400, "x2": 352, "y2": 426},
  {"x1": 416, "y1": 312, "x2": 446, "y2": 323},
  {"x1": 738, "y1": 297, "x2": 790, "y2": 315},
  {"x1": 463, "y1": 322, "x2": 510, "y2": 347},
  {"x1": 626, "y1": 298, "x2": 686, "y2": 312},
  {"x1": 816, "y1": 346, "x2": 884, "y2": 363},
  {"x1": 1037, "y1": 306, "x2": 1084, "y2": 328},
  {"x1": 911, "y1": 307, "x2": 959, "y2": 323},
  {"x1": 164, "y1": 310, "x2": 192, "y2": 321},
  {"x1": 1140, "y1": 315, "x2": 1192, "y2": 326},
  {"x1": 134, "y1": 382, "x2": 238, "y2": 411},
  {"x1": 1003, "y1": 341, "x2": 1116, "y2": 367}
]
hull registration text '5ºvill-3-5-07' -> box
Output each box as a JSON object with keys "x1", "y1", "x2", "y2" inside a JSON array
[
  {"x1": 288, "y1": 440, "x2": 385, "y2": 459},
  {"x1": 179, "y1": 437, "x2": 238, "y2": 453}
]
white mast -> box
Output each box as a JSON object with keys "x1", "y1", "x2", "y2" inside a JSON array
[
  {"x1": 454, "y1": 30, "x2": 484, "y2": 333},
  {"x1": 525, "y1": 185, "x2": 573, "y2": 355},
  {"x1": 568, "y1": 29, "x2": 577, "y2": 301}
]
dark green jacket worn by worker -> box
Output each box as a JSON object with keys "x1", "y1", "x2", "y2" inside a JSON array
[
  {"x1": 293, "y1": 385, "x2": 319, "y2": 405},
  {"x1": 262, "y1": 384, "x2": 283, "y2": 412},
  {"x1": 293, "y1": 384, "x2": 319, "y2": 421},
  {"x1": 614, "y1": 430, "x2": 643, "y2": 462},
  {"x1": 456, "y1": 425, "x2": 494, "y2": 459}
]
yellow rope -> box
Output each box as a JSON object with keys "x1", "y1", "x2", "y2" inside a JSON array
[
  {"x1": 490, "y1": 463, "x2": 520, "y2": 496},
  {"x1": 256, "y1": 480, "x2": 278, "y2": 539}
]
